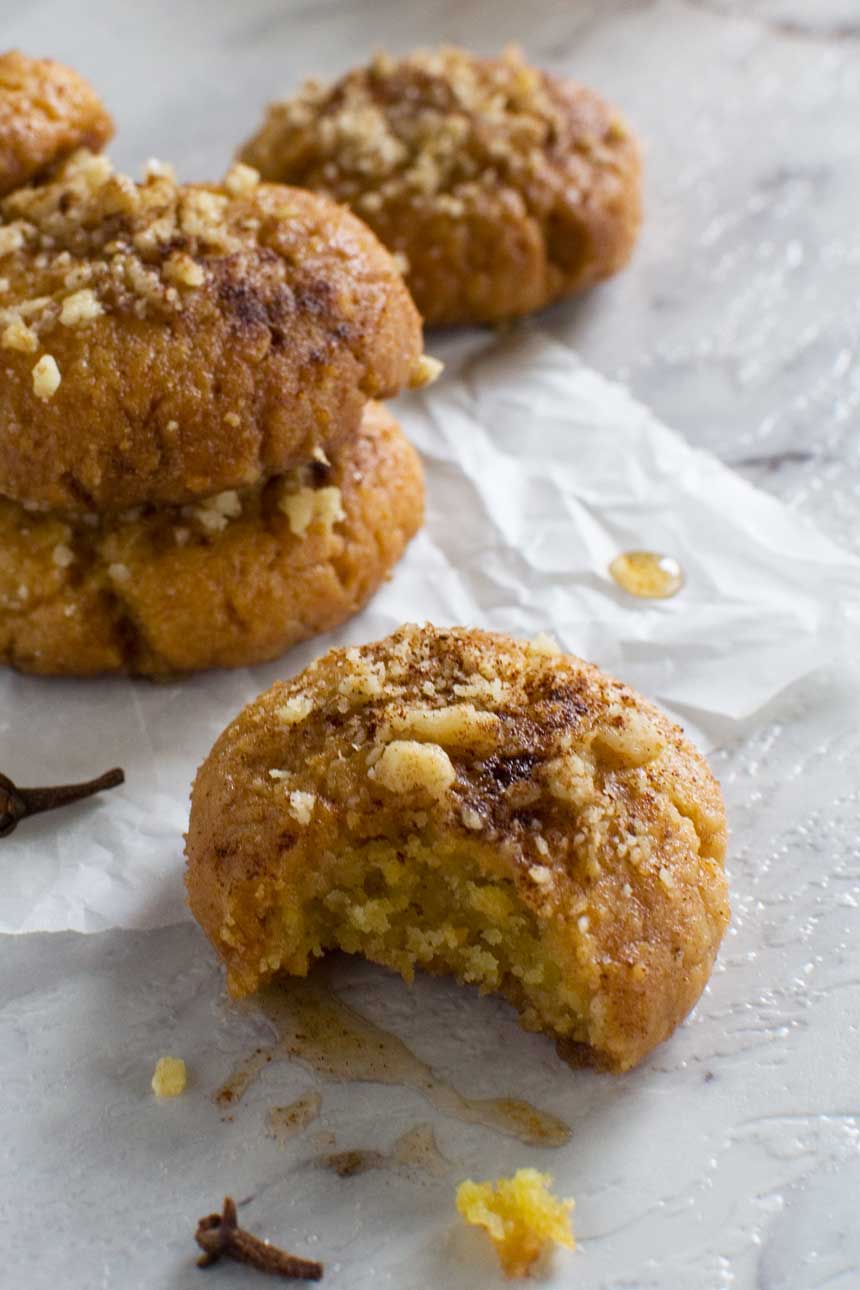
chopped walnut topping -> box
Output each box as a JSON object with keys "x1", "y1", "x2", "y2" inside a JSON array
[
  {"x1": 409, "y1": 354, "x2": 444, "y2": 389},
  {"x1": 276, "y1": 694, "x2": 314, "y2": 725},
  {"x1": 1, "y1": 318, "x2": 37, "y2": 352},
  {"x1": 52, "y1": 542, "x2": 74, "y2": 568},
  {"x1": 370, "y1": 739, "x2": 456, "y2": 800},
  {"x1": 287, "y1": 790, "x2": 316, "y2": 826},
  {"x1": 189, "y1": 490, "x2": 242, "y2": 533},
  {"x1": 0, "y1": 223, "x2": 25, "y2": 256},
  {"x1": 59, "y1": 288, "x2": 103, "y2": 326},
  {"x1": 143, "y1": 158, "x2": 177, "y2": 182},
  {"x1": 278, "y1": 484, "x2": 345, "y2": 538},
  {"x1": 530, "y1": 632, "x2": 561, "y2": 657},
  {"x1": 387, "y1": 702, "x2": 499, "y2": 754},
  {"x1": 224, "y1": 162, "x2": 261, "y2": 197},
  {"x1": 461, "y1": 804, "x2": 484, "y2": 831},
  {"x1": 32, "y1": 353, "x2": 61, "y2": 400},
  {"x1": 163, "y1": 252, "x2": 205, "y2": 288}
]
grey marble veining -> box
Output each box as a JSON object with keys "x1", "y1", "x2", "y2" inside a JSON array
[{"x1": 1, "y1": 2, "x2": 859, "y2": 1287}]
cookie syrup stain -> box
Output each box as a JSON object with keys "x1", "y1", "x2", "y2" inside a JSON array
[
  {"x1": 609, "y1": 549, "x2": 684, "y2": 599},
  {"x1": 214, "y1": 975, "x2": 571, "y2": 1148},
  {"x1": 317, "y1": 1123, "x2": 448, "y2": 1178},
  {"x1": 265, "y1": 1090, "x2": 322, "y2": 1146}
]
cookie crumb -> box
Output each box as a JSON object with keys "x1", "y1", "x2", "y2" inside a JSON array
[
  {"x1": 456, "y1": 1168, "x2": 574, "y2": 1278},
  {"x1": 151, "y1": 1055, "x2": 187, "y2": 1098}
]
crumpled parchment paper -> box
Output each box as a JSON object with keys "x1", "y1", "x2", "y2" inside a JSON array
[{"x1": 2, "y1": 328, "x2": 857, "y2": 934}]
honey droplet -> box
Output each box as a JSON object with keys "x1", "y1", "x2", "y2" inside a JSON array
[{"x1": 609, "y1": 550, "x2": 684, "y2": 599}]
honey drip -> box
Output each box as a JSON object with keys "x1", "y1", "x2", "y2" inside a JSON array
[
  {"x1": 265, "y1": 1090, "x2": 322, "y2": 1146},
  {"x1": 214, "y1": 976, "x2": 570, "y2": 1148},
  {"x1": 316, "y1": 1123, "x2": 448, "y2": 1178},
  {"x1": 609, "y1": 549, "x2": 684, "y2": 599}
]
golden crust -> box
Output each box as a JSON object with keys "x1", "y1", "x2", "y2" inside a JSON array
[
  {"x1": 186, "y1": 624, "x2": 729, "y2": 1072},
  {"x1": 0, "y1": 51, "x2": 113, "y2": 197},
  {"x1": 240, "y1": 46, "x2": 642, "y2": 326},
  {"x1": 0, "y1": 402, "x2": 423, "y2": 676},
  {"x1": 0, "y1": 151, "x2": 423, "y2": 512}
]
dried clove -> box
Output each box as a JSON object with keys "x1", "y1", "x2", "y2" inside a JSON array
[
  {"x1": 195, "y1": 1196, "x2": 323, "y2": 1281},
  {"x1": 0, "y1": 767, "x2": 124, "y2": 838}
]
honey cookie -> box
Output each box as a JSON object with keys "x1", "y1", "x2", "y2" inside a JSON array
[
  {"x1": 240, "y1": 46, "x2": 641, "y2": 326},
  {"x1": 0, "y1": 51, "x2": 113, "y2": 197},
  {"x1": 0, "y1": 152, "x2": 423, "y2": 512},
  {"x1": 0, "y1": 402, "x2": 423, "y2": 676},
  {"x1": 186, "y1": 624, "x2": 728, "y2": 1073}
]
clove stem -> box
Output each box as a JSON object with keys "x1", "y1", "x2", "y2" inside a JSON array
[
  {"x1": 0, "y1": 767, "x2": 124, "y2": 838},
  {"x1": 195, "y1": 1197, "x2": 323, "y2": 1280}
]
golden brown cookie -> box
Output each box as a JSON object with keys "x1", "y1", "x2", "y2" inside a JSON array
[
  {"x1": 0, "y1": 402, "x2": 423, "y2": 676},
  {"x1": 186, "y1": 624, "x2": 728, "y2": 1073},
  {"x1": 0, "y1": 51, "x2": 113, "y2": 197},
  {"x1": 0, "y1": 152, "x2": 423, "y2": 512},
  {"x1": 240, "y1": 46, "x2": 642, "y2": 326}
]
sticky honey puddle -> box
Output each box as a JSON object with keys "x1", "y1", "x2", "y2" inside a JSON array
[
  {"x1": 265, "y1": 1090, "x2": 322, "y2": 1145},
  {"x1": 316, "y1": 1124, "x2": 448, "y2": 1178},
  {"x1": 214, "y1": 975, "x2": 570, "y2": 1148}
]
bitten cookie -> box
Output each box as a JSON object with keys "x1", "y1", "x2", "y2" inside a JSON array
[
  {"x1": 186, "y1": 624, "x2": 728, "y2": 1073},
  {"x1": 240, "y1": 46, "x2": 641, "y2": 326},
  {"x1": 0, "y1": 151, "x2": 423, "y2": 512},
  {"x1": 0, "y1": 403, "x2": 423, "y2": 676},
  {"x1": 0, "y1": 50, "x2": 113, "y2": 197}
]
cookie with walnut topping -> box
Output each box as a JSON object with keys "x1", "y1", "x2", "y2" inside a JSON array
[
  {"x1": 240, "y1": 45, "x2": 642, "y2": 326},
  {"x1": 186, "y1": 623, "x2": 728, "y2": 1073},
  {"x1": 0, "y1": 50, "x2": 113, "y2": 197},
  {"x1": 0, "y1": 150, "x2": 424, "y2": 512},
  {"x1": 0, "y1": 402, "x2": 423, "y2": 676}
]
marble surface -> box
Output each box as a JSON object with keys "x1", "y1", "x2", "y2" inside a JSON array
[{"x1": 2, "y1": 1, "x2": 859, "y2": 1287}]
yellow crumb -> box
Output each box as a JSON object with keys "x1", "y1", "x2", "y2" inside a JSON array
[
  {"x1": 456, "y1": 1168, "x2": 574, "y2": 1278},
  {"x1": 151, "y1": 1056, "x2": 187, "y2": 1098}
]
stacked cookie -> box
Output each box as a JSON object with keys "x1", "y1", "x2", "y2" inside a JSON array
[
  {"x1": 240, "y1": 45, "x2": 642, "y2": 327},
  {"x1": 0, "y1": 54, "x2": 428, "y2": 676}
]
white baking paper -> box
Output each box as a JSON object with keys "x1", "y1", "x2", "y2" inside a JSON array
[{"x1": 1, "y1": 327, "x2": 857, "y2": 935}]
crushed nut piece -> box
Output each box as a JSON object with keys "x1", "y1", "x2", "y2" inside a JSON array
[
  {"x1": 52, "y1": 542, "x2": 74, "y2": 568},
  {"x1": 370, "y1": 739, "x2": 456, "y2": 800},
  {"x1": 409, "y1": 354, "x2": 444, "y2": 389},
  {"x1": 32, "y1": 353, "x2": 61, "y2": 400},
  {"x1": 276, "y1": 695, "x2": 314, "y2": 725},
  {"x1": 279, "y1": 484, "x2": 345, "y2": 538},
  {"x1": 287, "y1": 790, "x2": 316, "y2": 826},
  {"x1": 59, "y1": 288, "x2": 103, "y2": 326},
  {"x1": 224, "y1": 162, "x2": 261, "y2": 197},
  {"x1": 164, "y1": 251, "x2": 205, "y2": 288},
  {"x1": 1, "y1": 318, "x2": 37, "y2": 352}
]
